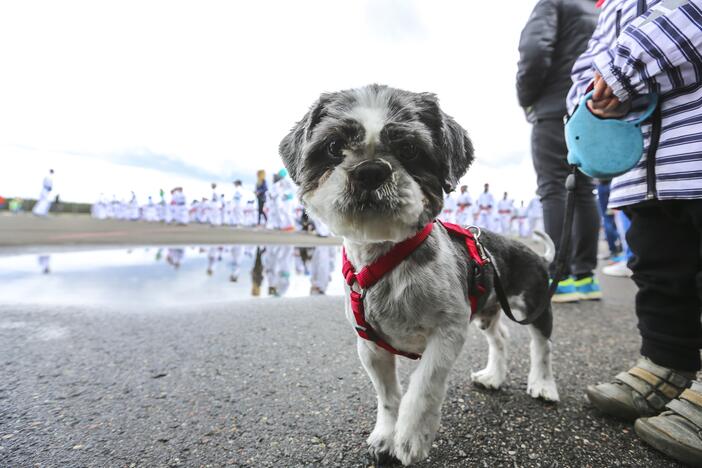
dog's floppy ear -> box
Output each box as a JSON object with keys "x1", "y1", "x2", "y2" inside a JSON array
[
  {"x1": 416, "y1": 93, "x2": 474, "y2": 193},
  {"x1": 279, "y1": 94, "x2": 331, "y2": 184}
]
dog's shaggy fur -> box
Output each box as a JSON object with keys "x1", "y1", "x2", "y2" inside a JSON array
[{"x1": 280, "y1": 84, "x2": 558, "y2": 466}]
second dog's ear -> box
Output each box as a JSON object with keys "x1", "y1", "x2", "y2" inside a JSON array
[
  {"x1": 416, "y1": 93, "x2": 474, "y2": 193},
  {"x1": 279, "y1": 94, "x2": 331, "y2": 184}
]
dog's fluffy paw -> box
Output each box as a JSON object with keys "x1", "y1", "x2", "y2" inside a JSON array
[
  {"x1": 367, "y1": 426, "x2": 396, "y2": 463},
  {"x1": 527, "y1": 376, "x2": 559, "y2": 402},
  {"x1": 393, "y1": 429, "x2": 432, "y2": 466},
  {"x1": 471, "y1": 367, "x2": 506, "y2": 390}
]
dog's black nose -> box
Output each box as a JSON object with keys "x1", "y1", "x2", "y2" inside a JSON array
[{"x1": 352, "y1": 160, "x2": 392, "y2": 191}]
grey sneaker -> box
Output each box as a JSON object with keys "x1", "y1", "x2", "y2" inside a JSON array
[
  {"x1": 636, "y1": 380, "x2": 702, "y2": 467},
  {"x1": 586, "y1": 358, "x2": 693, "y2": 422}
]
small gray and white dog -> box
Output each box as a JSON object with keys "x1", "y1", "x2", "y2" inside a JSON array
[{"x1": 280, "y1": 84, "x2": 558, "y2": 466}]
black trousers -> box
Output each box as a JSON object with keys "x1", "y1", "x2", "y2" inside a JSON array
[
  {"x1": 257, "y1": 196, "x2": 267, "y2": 224},
  {"x1": 531, "y1": 118, "x2": 600, "y2": 277},
  {"x1": 625, "y1": 200, "x2": 702, "y2": 372}
]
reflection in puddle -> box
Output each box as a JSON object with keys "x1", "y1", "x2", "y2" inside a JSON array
[{"x1": 0, "y1": 245, "x2": 342, "y2": 307}]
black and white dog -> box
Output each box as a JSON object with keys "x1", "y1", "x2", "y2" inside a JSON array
[{"x1": 280, "y1": 84, "x2": 558, "y2": 466}]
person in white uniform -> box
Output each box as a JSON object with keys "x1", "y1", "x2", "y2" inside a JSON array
[
  {"x1": 526, "y1": 196, "x2": 544, "y2": 236},
  {"x1": 143, "y1": 196, "x2": 158, "y2": 222},
  {"x1": 208, "y1": 183, "x2": 222, "y2": 226},
  {"x1": 456, "y1": 185, "x2": 473, "y2": 226},
  {"x1": 275, "y1": 169, "x2": 296, "y2": 231},
  {"x1": 231, "y1": 180, "x2": 245, "y2": 227},
  {"x1": 129, "y1": 192, "x2": 140, "y2": 221},
  {"x1": 497, "y1": 192, "x2": 514, "y2": 235},
  {"x1": 32, "y1": 169, "x2": 54, "y2": 217},
  {"x1": 439, "y1": 190, "x2": 457, "y2": 224},
  {"x1": 514, "y1": 201, "x2": 529, "y2": 237},
  {"x1": 266, "y1": 174, "x2": 281, "y2": 230},
  {"x1": 172, "y1": 187, "x2": 189, "y2": 225},
  {"x1": 476, "y1": 183, "x2": 495, "y2": 230}
]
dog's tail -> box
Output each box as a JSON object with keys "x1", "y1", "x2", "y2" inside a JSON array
[{"x1": 532, "y1": 230, "x2": 555, "y2": 264}]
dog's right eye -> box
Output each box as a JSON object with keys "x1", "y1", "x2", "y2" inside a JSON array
[{"x1": 327, "y1": 139, "x2": 345, "y2": 159}]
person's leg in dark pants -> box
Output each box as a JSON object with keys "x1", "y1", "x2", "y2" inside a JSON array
[
  {"x1": 626, "y1": 200, "x2": 702, "y2": 372},
  {"x1": 257, "y1": 197, "x2": 267, "y2": 225},
  {"x1": 531, "y1": 118, "x2": 600, "y2": 279},
  {"x1": 586, "y1": 201, "x2": 701, "y2": 423}
]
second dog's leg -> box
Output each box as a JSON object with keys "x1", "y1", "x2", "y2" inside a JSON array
[
  {"x1": 527, "y1": 324, "x2": 559, "y2": 402},
  {"x1": 471, "y1": 311, "x2": 509, "y2": 389},
  {"x1": 393, "y1": 328, "x2": 466, "y2": 466},
  {"x1": 357, "y1": 338, "x2": 402, "y2": 461}
]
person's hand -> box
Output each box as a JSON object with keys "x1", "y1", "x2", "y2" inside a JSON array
[{"x1": 587, "y1": 72, "x2": 631, "y2": 118}]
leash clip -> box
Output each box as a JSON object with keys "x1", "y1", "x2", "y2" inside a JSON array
[{"x1": 468, "y1": 226, "x2": 491, "y2": 263}]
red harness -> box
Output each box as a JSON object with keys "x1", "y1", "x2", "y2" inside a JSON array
[{"x1": 341, "y1": 220, "x2": 488, "y2": 360}]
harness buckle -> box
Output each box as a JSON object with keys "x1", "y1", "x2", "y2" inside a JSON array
[{"x1": 350, "y1": 281, "x2": 367, "y2": 300}]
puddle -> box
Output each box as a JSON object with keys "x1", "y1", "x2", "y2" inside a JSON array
[{"x1": 0, "y1": 245, "x2": 343, "y2": 307}]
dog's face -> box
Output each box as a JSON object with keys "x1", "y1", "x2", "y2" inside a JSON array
[{"x1": 280, "y1": 84, "x2": 473, "y2": 242}]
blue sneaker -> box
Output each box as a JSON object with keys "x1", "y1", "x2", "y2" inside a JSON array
[
  {"x1": 574, "y1": 275, "x2": 602, "y2": 300},
  {"x1": 551, "y1": 277, "x2": 580, "y2": 303}
]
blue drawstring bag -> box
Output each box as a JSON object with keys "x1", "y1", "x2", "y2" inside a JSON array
[{"x1": 565, "y1": 90, "x2": 658, "y2": 179}]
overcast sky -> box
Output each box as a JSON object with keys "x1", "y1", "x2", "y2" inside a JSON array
[{"x1": 1, "y1": 0, "x2": 542, "y2": 204}]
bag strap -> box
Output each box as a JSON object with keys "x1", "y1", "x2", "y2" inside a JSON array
[{"x1": 631, "y1": 94, "x2": 659, "y2": 125}]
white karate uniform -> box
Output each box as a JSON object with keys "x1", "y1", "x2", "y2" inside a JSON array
[
  {"x1": 232, "y1": 187, "x2": 245, "y2": 226},
  {"x1": 456, "y1": 192, "x2": 473, "y2": 226},
  {"x1": 275, "y1": 177, "x2": 296, "y2": 230},
  {"x1": 476, "y1": 192, "x2": 495, "y2": 230},
  {"x1": 497, "y1": 198, "x2": 514, "y2": 235},
  {"x1": 526, "y1": 197, "x2": 543, "y2": 236},
  {"x1": 266, "y1": 183, "x2": 280, "y2": 229},
  {"x1": 516, "y1": 205, "x2": 529, "y2": 237},
  {"x1": 209, "y1": 192, "x2": 222, "y2": 226},
  {"x1": 32, "y1": 174, "x2": 53, "y2": 216},
  {"x1": 172, "y1": 191, "x2": 189, "y2": 225},
  {"x1": 129, "y1": 196, "x2": 140, "y2": 221},
  {"x1": 439, "y1": 193, "x2": 457, "y2": 224}
]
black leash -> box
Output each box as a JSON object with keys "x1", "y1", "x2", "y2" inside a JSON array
[{"x1": 491, "y1": 165, "x2": 578, "y2": 325}]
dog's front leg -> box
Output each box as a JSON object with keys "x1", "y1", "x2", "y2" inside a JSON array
[
  {"x1": 393, "y1": 328, "x2": 466, "y2": 466},
  {"x1": 357, "y1": 338, "x2": 402, "y2": 462}
]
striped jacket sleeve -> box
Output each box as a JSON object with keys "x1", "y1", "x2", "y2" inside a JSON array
[
  {"x1": 567, "y1": 0, "x2": 625, "y2": 114},
  {"x1": 594, "y1": 0, "x2": 702, "y2": 101}
]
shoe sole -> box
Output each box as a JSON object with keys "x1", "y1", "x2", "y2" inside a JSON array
[
  {"x1": 635, "y1": 418, "x2": 702, "y2": 467},
  {"x1": 579, "y1": 292, "x2": 603, "y2": 301},
  {"x1": 552, "y1": 292, "x2": 580, "y2": 303},
  {"x1": 585, "y1": 385, "x2": 641, "y2": 422}
]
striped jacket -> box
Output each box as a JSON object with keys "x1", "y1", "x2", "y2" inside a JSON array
[{"x1": 567, "y1": 0, "x2": 702, "y2": 208}]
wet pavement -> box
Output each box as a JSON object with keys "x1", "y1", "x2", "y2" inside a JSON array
[
  {"x1": 0, "y1": 245, "x2": 342, "y2": 307},
  {"x1": 0, "y1": 247, "x2": 684, "y2": 467}
]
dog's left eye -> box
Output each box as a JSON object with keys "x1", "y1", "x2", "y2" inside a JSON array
[
  {"x1": 327, "y1": 139, "x2": 345, "y2": 159},
  {"x1": 399, "y1": 142, "x2": 419, "y2": 161}
]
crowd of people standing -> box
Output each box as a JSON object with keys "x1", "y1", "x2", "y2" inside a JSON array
[
  {"x1": 88, "y1": 168, "x2": 331, "y2": 234},
  {"x1": 439, "y1": 183, "x2": 544, "y2": 238}
]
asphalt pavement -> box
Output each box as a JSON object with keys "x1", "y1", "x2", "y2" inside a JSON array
[
  {"x1": 0, "y1": 214, "x2": 684, "y2": 467},
  {"x1": 0, "y1": 281, "x2": 683, "y2": 467}
]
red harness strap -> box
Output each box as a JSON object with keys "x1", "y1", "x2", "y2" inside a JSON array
[{"x1": 341, "y1": 220, "x2": 488, "y2": 360}]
